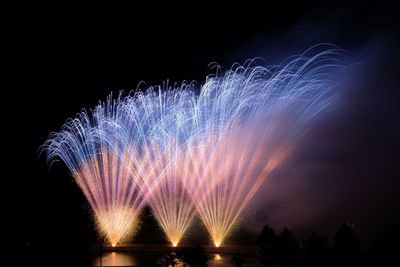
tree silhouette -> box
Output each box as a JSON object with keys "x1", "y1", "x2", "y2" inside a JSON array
[
  {"x1": 333, "y1": 223, "x2": 360, "y2": 266},
  {"x1": 275, "y1": 227, "x2": 300, "y2": 267},
  {"x1": 257, "y1": 225, "x2": 300, "y2": 266},
  {"x1": 302, "y1": 232, "x2": 329, "y2": 267},
  {"x1": 257, "y1": 225, "x2": 277, "y2": 266}
]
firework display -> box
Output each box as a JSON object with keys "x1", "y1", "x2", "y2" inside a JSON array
[{"x1": 44, "y1": 48, "x2": 344, "y2": 246}]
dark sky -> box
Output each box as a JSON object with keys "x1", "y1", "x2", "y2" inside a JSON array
[{"x1": 9, "y1": 1, "x2": 399, "y2": 264}]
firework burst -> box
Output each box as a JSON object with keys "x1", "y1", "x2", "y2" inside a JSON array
[
  {"x1": 44, "y1": 46, "x2": 345, "y2": 247},
  {"x1": 179, "y1": 48, "x2": 344, "y2": 246}
]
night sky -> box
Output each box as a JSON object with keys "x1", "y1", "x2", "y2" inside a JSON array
[{"x1": 9, "y1": 2, "x2": 399, "y2": 266}]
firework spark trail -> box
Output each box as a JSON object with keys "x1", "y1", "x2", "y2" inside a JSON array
[
  {"x1": 72, "y1": 148, "x2": 143, "y2": 245},
  {"x1": 143, "y1": 142, "x2": 196, "y2": 246},
  {"x1": 44, "y1": 94, "x2": 169, "y2": 246},
  {"x1": 179, "y1": 48, "x2": 345, "y2": 246},
  {"x1": 118, "y1": 88, "x2": 198, "y2": 246},
  {"x1": 45, "y1": 87, "x2": 199, "y2": 246}
]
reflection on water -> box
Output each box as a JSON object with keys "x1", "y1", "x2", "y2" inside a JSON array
[
  {"x1": 211, "y1": 253, "x2": 223, "y2": 267},
  {"x1": 93, "y1": 251, "x2": 261, "y2": 266},
  {"x1": 94, "y1": 252, "x2": 137, "y2": 266},
  {"x1": 214, "y1": 253, "x2": 222, "y2": 261}
]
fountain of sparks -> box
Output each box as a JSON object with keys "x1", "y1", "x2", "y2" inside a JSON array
[
  {"x1": 43, "y1": 92, "x2": 179, "y2": 246},
  {"x1": 43, "y1": 46, "x2": 346, "y2": 248},
  {"x1": 43, "y1": 101, "x2": 147, "y2": 246},
  {"x1": 179, "y1": 48, "x2": 345, "y2": 247},
  {"x1": 44, "y1": 88, "x2": 199, "y2": 247},
  {"x1": 118, "y1": 89, "x2": 198, "y2": 247}
]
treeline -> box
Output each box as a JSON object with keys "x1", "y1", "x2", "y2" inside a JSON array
[{"x1": 255, "y1": 223, "x2": 397, "y2": 267}]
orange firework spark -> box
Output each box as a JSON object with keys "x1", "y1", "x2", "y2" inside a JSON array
[{"x1": 72, "y1": 149, "x2": 145, "y2": 245}]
